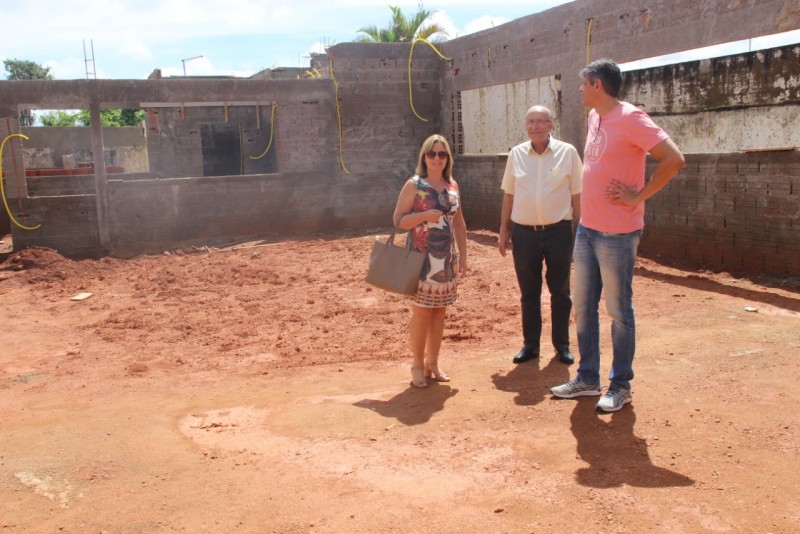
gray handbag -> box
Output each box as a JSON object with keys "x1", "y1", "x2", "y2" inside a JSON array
[{"x1": 365, "y1": 229, "x2": 425, "y2": 295}]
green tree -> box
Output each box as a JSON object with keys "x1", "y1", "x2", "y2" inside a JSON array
[
  {"x1": 3, "y1": 59, "x2": 52, "y2": 80},
  {"x1": 357, "y1": 5, "x2": 447, "y2": 43},
  {"x1": 74, "y1": 108, "x2": 145, "y2": 127},
  {"x1": 118, "y1": 109, "x2": 145, "y2": 126},
  {"x1": 3, "y1": 59, "x2": 54, "y2": 126},
  {"x1": 39, "y1": 110, "x2": 80, "y2": 127},
  {"x1": 37, "y1": 109, "x2": 145, "y2": 127},
  {"x1": 3, "y1": 59, "x2": 143, "y2": 127}
]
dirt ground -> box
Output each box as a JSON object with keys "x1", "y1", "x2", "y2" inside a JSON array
[{"x1": 1, "y1": 228, "x2": 799, "y2": 534}]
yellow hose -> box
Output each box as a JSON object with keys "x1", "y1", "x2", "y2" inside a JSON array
[
  {"x1": 408, "y1": 37, "x2": 452, "y2": 122},
  {"x1": 249, "y1": 104, "x2": 276, "y2": 160},
  {"x1": 586, "y1": 18, "x2": 593, "y2": 65},
  {"x1": 0, "y1": 133, "x2": 41, "y2": 231},
  {"x1": 329, "y1": 57, "x2": 350, "y2": 174},
  {"x1": 585, "y1": 18, "x2": 594, "y2": 130}
]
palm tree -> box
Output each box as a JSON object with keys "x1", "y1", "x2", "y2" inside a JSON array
[{"x1": 357, "y1": 5, "x2": 448, "y2": 43}]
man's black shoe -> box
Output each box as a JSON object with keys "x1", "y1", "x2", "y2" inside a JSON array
[
  {"x1": 512, "y1": 347, "x2": 539, "y2": 364},
  {"x1": 556, "y1": 349, "x2": 575, "y2": 365}
]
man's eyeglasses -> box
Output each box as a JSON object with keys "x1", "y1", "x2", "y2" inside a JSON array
[
  {"x1": 526, "y1": 119, "x2": 553, "y2": 126},
  {"x1": 425, "y1": 151, "x2": 449, "y2": 159}
]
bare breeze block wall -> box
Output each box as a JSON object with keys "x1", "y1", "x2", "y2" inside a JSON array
[
  {"x1": 326, "y1": 42, "x2": 445, "y2": 229},
  {"x1": 2, "y1": 78, "x2": 348, "y2": 257},
  {"x1": 642, "y1": 152, "x2": 800, "y2": 275},
  {"x1": 458, "y1": 150, "x2": 800, "y2": 276},
  {"x1": 624, "y1": 46, "x2": 800, "y2": 275},
  {"x1": 1, "y1": 49, "x2": 444, "y2": 257},
  {"x1": 438, "y1": 1, "x2": 800, "y2": 276}
]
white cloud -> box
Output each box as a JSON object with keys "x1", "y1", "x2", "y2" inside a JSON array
[
  {"x1": 424, "y1": 11, "x2": 512, "y2": 40},
  {"x1": 464, "y1": 15, "x2": 510, "y2": 35},
  {"x1": 43, "y1": 57, "x2": 84, "y2": 80},
  {"x1": 309, "y1": 42, "x2": 328, "y2": 55},
  {"x1": 427, "y1": 11, "x2": 457, "y2": 40},
  {"x1": 117, "y1": 39, "x2": 153, "y2": 63},
  {"x1": 155, "y1": 56, "x2": 254, "y2": 78}
]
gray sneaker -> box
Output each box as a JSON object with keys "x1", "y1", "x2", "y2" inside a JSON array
[
  {"x1": 550, "y1": 378, "x2": 602, "y2": 398},
  {"x1": 596, "y1": 387, "x2": 632, "y2": 412}
]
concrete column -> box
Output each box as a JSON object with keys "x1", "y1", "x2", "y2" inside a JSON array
[{"x1": 89, "y1": 101, "x2": 111, "y2": 248}]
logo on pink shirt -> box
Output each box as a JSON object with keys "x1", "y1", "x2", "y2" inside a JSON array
[{"x1": 584, "y1": 125, "x2": 606, "y2": 164}]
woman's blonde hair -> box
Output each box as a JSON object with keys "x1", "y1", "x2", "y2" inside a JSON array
[{"x1": 415, "y1": 134, "x2": 453, "y2": 182}]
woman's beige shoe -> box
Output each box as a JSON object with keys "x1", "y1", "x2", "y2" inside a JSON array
[
  {"x1": 410, "y1": 367, "x2": 428, "y2": 388},
  {"x1": 424, "y1": 364, "x2": 450, "y2": 382}
]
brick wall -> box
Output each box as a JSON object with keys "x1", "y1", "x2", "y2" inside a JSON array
[
  {"x1": 7, "y1": 46, "x2": 445, "y2": 256},
  {"x1": 456, "y1": 151, "x2": 800, "y2": 276},
  {"x1": 455, "y1": 155, "x2": 506, "y2": 230},
  {"x1": 9, "y1": 196, "x2": 100, "y2": 257},
  {"x1": 106, "y1": 173, "x2": 337, "y2": 257},
  {"x1": 439, "y1": 0, "x2": 795, "y2": 157},
  {"x1": 641, "y1": 152, "x2": 800, "y2": 275},
  {"x1": 326, "y1": 42, "x2": 445, "y2": 229}
]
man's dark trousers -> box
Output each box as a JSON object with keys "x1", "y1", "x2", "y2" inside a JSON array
[{"x1": 511, "y1": 221, "x2": 573, "y2": 353}]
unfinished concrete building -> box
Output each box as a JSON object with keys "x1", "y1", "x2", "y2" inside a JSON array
[{"x1": 1, "y1": 0, "x2": 798, "y2": 274}]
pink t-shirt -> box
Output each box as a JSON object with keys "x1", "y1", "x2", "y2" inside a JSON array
[{"x1": 582, "y1": 101, "x2": 668, "y2": 233}]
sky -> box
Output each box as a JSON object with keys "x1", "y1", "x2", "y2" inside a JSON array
[{"x1": 1, "y1": 0, "x2": 798, "y2": 81}]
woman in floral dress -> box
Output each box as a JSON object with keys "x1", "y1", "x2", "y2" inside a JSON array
[{"x1": 392, "y1": 134, "x2": 468, "y2": 388}]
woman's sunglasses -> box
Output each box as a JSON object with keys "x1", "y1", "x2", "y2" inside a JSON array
[{"x1": 425, "y1": 151, "x2": 449, "y2": 159}]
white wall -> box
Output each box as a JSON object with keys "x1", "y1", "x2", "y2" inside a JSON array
[{"x1": 461, "y1": 76, "x2": 560, "y2": 154}]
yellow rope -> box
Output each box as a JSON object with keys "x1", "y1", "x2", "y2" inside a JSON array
[
  {"x1": 0, "y1": 133, "x2": 40, "y2": 231},
  {"x1": 586, "y1": 18, "x2": 593, "y2": 65},
  {"x1": 329, "y1": 57, "x2": 350, "y2": 174},
  {"x1": 249, "y1": 104, "x2": 277, "y2": 160},
  {"x1": 408, "y1": 37, "x2": 452, "y2": 122},
  {"x1": 584, "y1": 18, "x2": 594, "y2": 130}
]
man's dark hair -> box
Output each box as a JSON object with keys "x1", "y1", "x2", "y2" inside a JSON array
[{"x1": 580, "y1": 58, "x2": 622, "y2": 98}]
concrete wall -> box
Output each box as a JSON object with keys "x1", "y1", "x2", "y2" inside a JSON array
[
  {"x1": 325, "y1": 42, "x2": 444, "y2": 228},
  {"x1": 4, "y1": 196, "x2": 101, "y2": 257},
  {"x1": 622, "y1": 45, "x2": 800, "y2": 153},
  {"x1": 0, "y1": 78, "x2": 346, "y2": 256},
  {"x1": 106, "y1": 173, "x2": 336, "y2": 257},
  {"x1": 21, "y1": 126, "x2": 148, "y2": 172},
  {"x1": 1, "y1": 0, "x2": 798, "y2": 275},
  {"x1": 438, "y1": 0, "x2": 798, "y2": 153},
  {"x1": 441, "y1": 0, "x2": 800, "y2": 275},
  {"x1": 142, "y1": 82, "x2": 336, "y2": 179},
  {"x1": 641, "y1": 152, "x2": 800, "y2": 274},
  {"x1": 455, "y1": 151, "x2": 800, "y2": 275},
  {"x1": 454, "y1": 155, "x2": 507, "y2": 230},
  {"x1": 0, "y1": 47, "x2": 443, "y2": 256}
]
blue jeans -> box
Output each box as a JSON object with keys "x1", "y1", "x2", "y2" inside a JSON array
[{"x1": 573, "y1": 224, "x2": 641, "y2": 390}]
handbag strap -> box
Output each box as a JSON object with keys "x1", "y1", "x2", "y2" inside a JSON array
[
  {"x1": 379, "y1": 229, "x2": 416, "y2": 259},
  {"x1": 385, "y1": 229, "x2": 398, "y2": 247}
]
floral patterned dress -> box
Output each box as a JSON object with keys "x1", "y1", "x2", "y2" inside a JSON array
[{"x1": 407, "y1": 176, "x2": 461, "y2": 307}]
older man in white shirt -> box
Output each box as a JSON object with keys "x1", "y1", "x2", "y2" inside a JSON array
[{"x1": 498, "y1": 105, "x2": 582, "y2": 366}]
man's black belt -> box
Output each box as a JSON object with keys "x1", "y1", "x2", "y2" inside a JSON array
[{"x1": 514, "y1": 220, "x2": 571, "y2": 231}]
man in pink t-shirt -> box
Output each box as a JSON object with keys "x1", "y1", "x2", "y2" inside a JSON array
[{"x1": 551, "y1": 58, "x2": 685, "y2": 412}]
